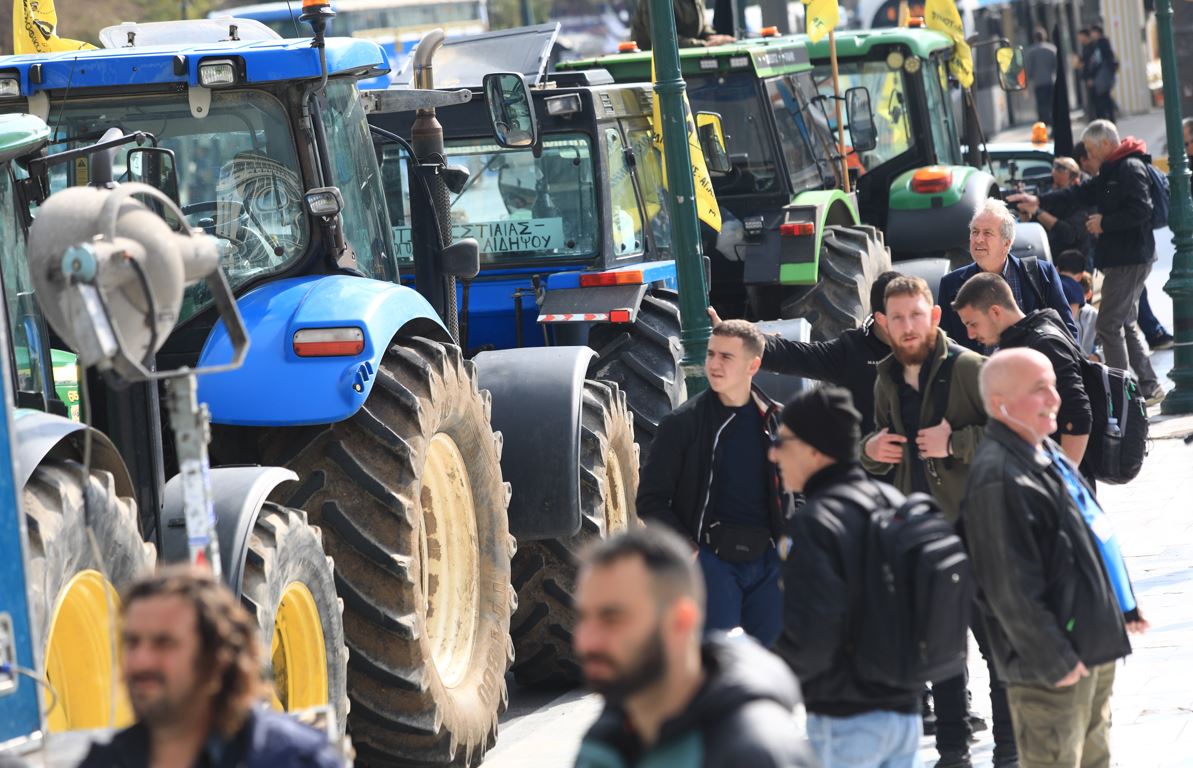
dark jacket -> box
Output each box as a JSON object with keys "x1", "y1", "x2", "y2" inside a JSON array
[
  {"x1": 1040, "y1": 193, "x2": 1095, "y2": 262},
  {"x1": 637, "y1": 385, "x2": 789, "y2": 543},
  {"x1": 960, "y1": 421, "x2": 1131, "y2": 687},
  {"x1": 762, "y1": 317, "x2": 888, "y2": 434},
  {"x1": 1040, "y1": 138, "x2": 1155, "y2": 270},
  {"x1": 574, "y1": 633, "x2": 816, "y2": 768},
  {"x1": 631, "y1": 0, "x2": 714, "y2": 49},
  {"x1": 775, "y1": 461, "x2": 921, "y2": 717},
  {"x1": 861, "y1": 330, "x2": 986, "y2": 522},
  {"x1": 939, "y1": 254, "x2": 1078, "y2": 352},
  {"x1": 77, "y1": 707, "x2": 343, "y2": 768},
  {"x1": 999, "y1": 309, "x2": 1092, "y2": 438}
]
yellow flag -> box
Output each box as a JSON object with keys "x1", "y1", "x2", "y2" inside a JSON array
[
  {"x1": 803, "y1": 0, "x2": 839, "y2": 44},
  {"x1": 923, "y1": 0, "x2": 973, "y2": 88},
  {"x1": 651, "y1": 58, "x2": 721, "y2": 232},
  {"x1": 14, "y1": 0, "x2": 96, "y2": 55}
]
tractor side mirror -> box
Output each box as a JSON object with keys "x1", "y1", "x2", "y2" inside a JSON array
[
  {"x1": 696, "y1": 112, "x2": 731, "y2": 174},
  {"x1": 844, "y1": 87, "x2": 877, "y2": 153},
  {"x1": 441, "y1": 238, "x2": 480, "y2": 279},
  {"x1": 996, "y1": 44, "x2": 1028, "y2": 92},
  {"x1": 127, "y1": 147, "x2": 181, "y2": 214},
  {"x1": 483, "y1": 72, "x2": 538, "y2": 149}
]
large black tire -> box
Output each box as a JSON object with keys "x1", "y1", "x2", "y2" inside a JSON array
[
  {"x1": 23, "y1": 459, "x2": 156, "y2": 731},
  {"x1": 241, "y1": 503, "x2": 349, "y2": 738},
  {"x1": 262, "y1": 336, "x2": 514, "y2": 768},
  {"x1": 588, "y1": 290, "x2": 686, "y2": 463},
  {"x1": 510, "y1": 380, "x2": 639, "y2": 687},
  {"x1": 779, "y1": 224, "x2": 891, "y2": 342}
]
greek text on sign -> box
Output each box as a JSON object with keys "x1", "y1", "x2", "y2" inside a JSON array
[{"x1": 394, "y1": 218, "x2": 566, "y2": 256}]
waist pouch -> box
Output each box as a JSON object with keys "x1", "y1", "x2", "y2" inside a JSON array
[{"x1": 702, "y1": 521, "x2": 772, "y2": 563}]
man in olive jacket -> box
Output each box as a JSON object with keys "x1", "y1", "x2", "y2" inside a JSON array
[
  {"x1": 631, "y1": 0, "x2": 735, "y2": 49},
  {"x1": 963, "y1": 348, "x2": 1139, "y2": 768}
]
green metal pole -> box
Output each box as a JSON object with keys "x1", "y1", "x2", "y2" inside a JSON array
[
  {"x1": 1156, "y1": 0, "x2": 1193, "y2": 414},
  {"x1": 649, "y1": 0, "x2": 711, "y2": 393}
]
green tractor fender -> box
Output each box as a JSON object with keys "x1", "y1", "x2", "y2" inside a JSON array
[
  {"x1": 773, "y1": 189, "x2": 859, "y2": 286},
  {"x1": 884, "y1": 166, "x2": 999, "y2": 262}
]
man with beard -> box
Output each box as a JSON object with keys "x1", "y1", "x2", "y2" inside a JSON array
[
  {"x1": 572, "y1": 526, "x2": 815, "y2": 768},
  {"x1": 861, "y1": 276, "x2": 1014, "y2": 768},
  {"x1": 769, "y1": 386, "x2": 923, "y2": 767},
  {"x1": 78, "y1": 565, "x2": 343, "y2": 768},
  {"x1": 939, "y1": 199, "x2": 1077, "y2": 354}
]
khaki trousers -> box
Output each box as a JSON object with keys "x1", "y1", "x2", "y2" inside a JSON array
[{"x1": 1007, "y1": 662, "x2": 1116, "y2": 768}]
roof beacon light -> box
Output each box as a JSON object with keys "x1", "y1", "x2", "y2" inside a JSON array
[
  {"x1": 908, "y1": 16, "x2": 926, "y2": 27},
  {"x1": 294, "y1": 327, "x2": 365, "y2": 357},
  {"x1": 910, "y1": 166, "x2": 953, "y2": 194},
  {"x1": 1031, "y1": 122, "x2": 1049, "y2": 145},
  {"x1": 618, "y1": 41, "x2": 640, "y2": 53},
  {"x1": 761, "y1": 26, "x2": 780, "y2": 37}
]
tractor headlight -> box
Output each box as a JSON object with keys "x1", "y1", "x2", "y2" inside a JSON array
[
  {"x1": 198, "y1": 59, "x2": 237, "y2": 87},
  {"x1": 0, "y1": 76, "x2": 21, "y2": 99}
]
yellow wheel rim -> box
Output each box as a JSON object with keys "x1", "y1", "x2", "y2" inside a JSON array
[
  {"x1": 605, "y1": 447, "x2": 631, "y2": 534},
  {"x1": 44, "y1": 570, "x2": 132, "y2": 731},
  {"x1": 269, "y1": 581, "x2": 329, "y2": 712},
  {"x1": 420, "y1": 432, "x2": 480, "y2": 689}
]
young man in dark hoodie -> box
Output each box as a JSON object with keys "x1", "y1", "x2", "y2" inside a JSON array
[
  {"x1": 952, "y1": 272, "x2": 1092, "y2": 467},
  {"x1": 636, "y1": 319, "x2": 789, "y2": 644},
  {"x1": 1010, "y1": 119, "x2": 1164, "y2": 406},
  {"x1": 769, "y1": 385, "x2": 923, "y2": 768},
  {"x1": 573, "y1": 526, "x2": 815, "y2": 768}
]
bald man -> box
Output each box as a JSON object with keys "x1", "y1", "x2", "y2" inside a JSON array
[{"x1": 961, "y1": 348, "x2": 1142, "y2": 768}]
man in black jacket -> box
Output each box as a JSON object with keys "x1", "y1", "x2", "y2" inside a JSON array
[
  {"x1": 1010, "y1": 119, "x2": 1164, "y2": 405},
  {"x1": 636, "y1": 319, "x2": 788, "y2": 644},
  {"x1": 964, "y1": 348, "x2": 1139, "y2": 768},
  {"x1": 952, "y1": 272, "x2": 1091, "y2": 466},
  {"x1": 573, "y1": 527, "x2": 815, "y2": 768},
  {"x1": 769, "y1": 386, "x2": 922, "y2": 768}
]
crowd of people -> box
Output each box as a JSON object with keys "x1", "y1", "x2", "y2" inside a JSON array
[{"x1": 573, "y1": 116, "x2": 1165, "y2": 768}]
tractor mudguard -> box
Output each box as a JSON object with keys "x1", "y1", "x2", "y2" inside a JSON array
[
  {"x1": 1010, "y1": 221, "x2": 1052, "y2": 262},
  {"x1": 472, "y1": 346, "x2": 595, "y2": 541},
  {"x1": 539, "y1": 261, "x2": 678, "y2": 324},
  {"x1": 752, "y1": 318, "x2": 814, "y2": 404},
  {"x1": 744, "y1": 190, "x2": 857, "y2": 286},
  {"x1": 160, "y1": 465, "x2": 299, "y2": 595},
  {"x1": 885, "y1": 167, "x2": 997, "y2": 260},
  {"x1": 197, "y1": 275, "x2": 448, "y2": 427},
  {"x1": 12, "y1": 408, "x2": 134, "y2": 498}
]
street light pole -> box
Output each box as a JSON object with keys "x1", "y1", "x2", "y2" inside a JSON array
[
  {"x1": 649, "y1": 0, "x2": 711, "y2": 393},
  {"x1": 1156, "y1": 0, "x2": 1193, "y2": 414}
]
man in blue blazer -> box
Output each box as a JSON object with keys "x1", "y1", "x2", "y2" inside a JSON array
[{"x1": 939, "y1": 199, "x2": 1078, "y2": 353}]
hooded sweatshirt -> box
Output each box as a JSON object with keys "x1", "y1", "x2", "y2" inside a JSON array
[
  {"x1": 574, "y1": 634, "x2": 816, "y2": 768},
  {"x1": 1041, "y1": 137, "x2": 1155, "y2": 269}
]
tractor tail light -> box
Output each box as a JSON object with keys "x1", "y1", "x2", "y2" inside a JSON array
[
  {"x1": 910, "y1": 166, "x2": 953, "y2": 194},
  {"x1": 609, "y1": 309, "x2": 632, "y2": 323},
  {"x1": 294, "y1": 327, "x2": 365, "y2": 357},
  {"x1": 780, "y1": 222, "x2": 815, "y2": 237},
  {"x1": 578, "y1": 270, "x2": 644, "y2": 288}
]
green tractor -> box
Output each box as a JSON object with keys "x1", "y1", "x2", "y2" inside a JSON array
[{"x1": 562, "y1": 37, "x2": 892, "y2": 340}]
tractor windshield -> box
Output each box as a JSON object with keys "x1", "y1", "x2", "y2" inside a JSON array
[
  {"x1": 38, "y1": 89, "x2": 309, "y2": 323},
  {"x1": 763, "y1": 72, "x2": 839, "y2": 190},
  {"x1": 387, "y1": 134, "x2": 598, "y2": 265},
  {"x1": 814, "y1": 59, "x2": 914, "y2": 173}
]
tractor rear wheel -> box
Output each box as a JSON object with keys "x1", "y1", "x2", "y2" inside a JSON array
[
  {"x1": 261, "y1": 336, "x2": 514, "y2": 768},
  {"x1": 779, "y1": 224, "x2": 891, "y2": 342},
  {"x1": 588, "y1": 290, "x2": 686, "y2": 463},
  {"x1": 510, "y1": 380, "x2": 639, "y2": 687},
  {"x1": 23, "y1": 459, "x2": 155, "y2": 732},
  {"x1": 241, "y1": 503, "x2": 349, "y2": 738}
]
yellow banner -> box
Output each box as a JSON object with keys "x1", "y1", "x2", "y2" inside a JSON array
[
  {"x1": 803, "y1": 0, "x2": 840, "y2": 44},
  {"x1": 14, "y1": 0, "x2": 96, "y2": 55},
  {"x1": 651, "y1": 58, "x2": 722, "y2": 233},
  {"x1": 923, "y1": 0, "x2": 973, "y2": 88}
]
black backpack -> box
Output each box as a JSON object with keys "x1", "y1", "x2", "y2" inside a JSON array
[
  {"x1": 1036, "y1": 323, "x2": 1149, "y2": 483},
  {"x1": 1145, "y1": 163, "x2": 1170, "y2": 230},
  {"x1": 825, "y1": 482, "x2": 973, "y2": 689}
]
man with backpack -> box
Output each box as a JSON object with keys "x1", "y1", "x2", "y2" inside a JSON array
[
  {"x1": 772, "y1": 385, "x2": 969, "y2": 768},
  {"x1": 963, "y1": 348, "x2": 1146, "y2": 768},
  {"x1": 861, "y1": 275, "x2": 1015, "y2": 768},
  {"x1": 952, "y1": 272, "x2": 1091, "y2": 466},
  {"x1": 938, "y1": 199, "x2": 1077, "y2": 354},
  {"x1": 1010, "y1": 119, "x2": 1166, "y2": 406}
]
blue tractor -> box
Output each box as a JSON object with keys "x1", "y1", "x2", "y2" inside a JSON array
[{"x1": 0, "y1": 13, "x2": 616, "y2": 766}]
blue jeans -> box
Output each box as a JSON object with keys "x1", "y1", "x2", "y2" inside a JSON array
[
  {"x1": 697, "y1": 545, "x2": 781, "y2": 645},
  {"x1": 807, "y1": 710, "x2": 923, "y2": 768}
]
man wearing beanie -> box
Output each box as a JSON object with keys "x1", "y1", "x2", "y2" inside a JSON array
[
  {"x1": 636, "y1": 319, "x2": 790, "y2": 645},
  {"x1": 770, "y1": 386, "x2": 923, "y2": 768}
]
